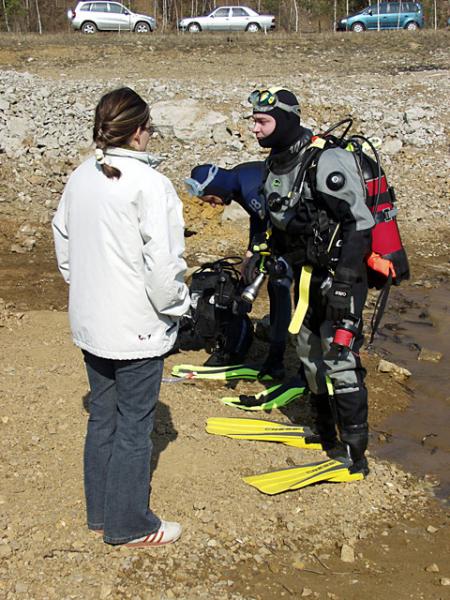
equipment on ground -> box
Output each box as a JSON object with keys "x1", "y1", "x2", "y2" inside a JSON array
[
  {"x1": 176, "y1": 257, "x2": 253, "y2": 364},
  {"x1": 206, "y1": 417, "x2": 323, "y2": 449},
  {"x1": 220, "y1": 377, "x2": 307, "y2": 410},
  {"x1": 171, "y1": 363, "x2": 273, "y2": 382},
  {"x1": 203, "y1": 374, "x2": 367, "y2": 493},
  {"x1": 243, "y1": 457, "x2": 365, "y2": 495}
]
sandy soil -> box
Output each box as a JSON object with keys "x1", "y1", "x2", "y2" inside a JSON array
[
  {"x1": 1, "y1": 309, "x2": 449, "y2": 600},
  {"x1": 1, "y1": 31, "x2": 449, "y2": 599}
]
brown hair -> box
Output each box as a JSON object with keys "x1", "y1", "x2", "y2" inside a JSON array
[{"x1": 93, "y1": 87, "x2": 150, "y2": 179}]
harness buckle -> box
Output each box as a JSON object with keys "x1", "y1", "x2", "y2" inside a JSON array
[{"x1": 381, "y1": 207, "x2": 397, "y2": 223}]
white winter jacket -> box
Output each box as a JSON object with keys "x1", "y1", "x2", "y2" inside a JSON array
[{"x1": 52, "y1": 148, "x2": 190, "y2": 360}]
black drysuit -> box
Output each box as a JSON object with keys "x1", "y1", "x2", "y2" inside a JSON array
[{"x1": 264, "y1": 139, "x2": 375, "y2": 467}]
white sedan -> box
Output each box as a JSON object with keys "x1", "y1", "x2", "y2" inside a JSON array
[{"x1": 178, "y1": 6, "x2": 275, "y2": 33}]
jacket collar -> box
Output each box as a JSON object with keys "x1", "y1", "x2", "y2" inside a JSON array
[{"x1": 105, "y1": 146, "x2": 163, "y2": 168}]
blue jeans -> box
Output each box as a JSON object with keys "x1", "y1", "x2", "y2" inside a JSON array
[{"x1": 83, "y1": 351, "x2": 163, "y2": 544}]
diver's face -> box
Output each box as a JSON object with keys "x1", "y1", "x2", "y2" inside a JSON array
[
  {"x1": 251, "y1": 113, "x2": 276, "y2": 142},
  {"x1": 201, "y1": 194, "x2": 224, "y2": 207}
]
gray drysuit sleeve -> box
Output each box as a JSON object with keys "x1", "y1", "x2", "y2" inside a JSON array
[{"x1": 316, "y1": 147, "x2": 375, "y2": 284}]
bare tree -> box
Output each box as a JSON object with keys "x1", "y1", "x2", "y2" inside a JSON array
[
  {"x1": 2, "y1": 0, "x2": 10, "y2": 31},
  {"x1": 292, "y1": 0, "x2": 299, "y2": 32},
  {"x1": 35, "y1": 0, "x2": 42, "y2": 33}
]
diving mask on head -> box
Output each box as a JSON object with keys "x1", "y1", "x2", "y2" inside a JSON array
[
  {"x1": 184, "y1": 164, "x2": 219, "y2": 197},
  {"x1": 249, "y1": 89, "x2": 300, "y2": 116}
]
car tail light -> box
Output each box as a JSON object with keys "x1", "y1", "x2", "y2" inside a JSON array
[{"x1": 71, "y1": 9, "x2": 76, "y2": 19}]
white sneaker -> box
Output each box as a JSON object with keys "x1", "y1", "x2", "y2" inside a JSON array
[{"x1": 125, "y1": 520, "x2": 182, "y2": 547}]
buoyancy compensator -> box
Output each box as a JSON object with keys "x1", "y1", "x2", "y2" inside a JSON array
[
  {"x1": 272, "y1": 118, "x2": 410, "y2": 341},
  {"x1": 295, "y1": 119, "x2": 409, "y2": 287},
  {"x1": 176, "y1": 257, "x2": 253, "y2": 365}
]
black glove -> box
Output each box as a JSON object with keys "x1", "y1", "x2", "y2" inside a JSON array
[
  {"x1": 325, "y1": 281, "x2": 352, "y2": 322},
  {"x1": 265, "y1": 256, "x2": 290, "y2": 281},
  {"x1": 242, "y1": 253, "x2": 263, "y2": 286}
]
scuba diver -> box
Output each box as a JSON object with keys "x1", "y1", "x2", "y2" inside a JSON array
[
  {"x1": 185, "y1": 161, "x2": 292, "y2": 379},
  {"x1": 247, "y1": 87, "x2": 374, "y2": 478}
]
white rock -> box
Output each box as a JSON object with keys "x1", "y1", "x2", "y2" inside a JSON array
[
  {"x1": 418, "y1": 349, "x2": 442, "y2": 363},
  {"x1": 221, "y1": 202, "x2": 248, "y2": 225},
  {"x1": 7, "y1": 116, "x2": 30, "y2": 140},
  {"x1": 15, "y1": 582, "x2": 28, "y2": 594},
  {"x1": 212, "y1": 124, "x2": 232, "y2": 145},
  {"x1": 100, "y1": 584, "x2": 113, "y2": 598},
  {"x1": 383, "y1": 138, "x2": 403, "y2": 155},
  {"x1": 377, "y1": 359, "x2": 411, "y2": 379},
  {"x1": 0, "y1": 544, "x2": 12, "y2": 558},
  {"x1": 151, "y1": 99, "x2": 226, "y2": 141},
  {"x1": 404, "y1": 107, "x2": 427, "y2": 122},
  {"x1": 340, "y1": 543, "x2": 355, "y2": 563}
]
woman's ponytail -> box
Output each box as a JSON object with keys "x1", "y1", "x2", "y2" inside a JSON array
[{"x1": 93, "y1": 87, "x2": 149, "y2": 180}]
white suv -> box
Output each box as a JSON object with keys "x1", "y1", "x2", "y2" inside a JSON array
[{"x1": 67, "y1": 1, "x2": 156, "y2": 33}]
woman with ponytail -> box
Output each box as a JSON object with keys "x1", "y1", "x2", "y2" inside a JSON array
[{"x1": 52, "y1": 87, "x2": 190, "y2": 547}]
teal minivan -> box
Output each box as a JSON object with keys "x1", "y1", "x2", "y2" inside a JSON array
[{"x1": 336, "y1": 2, "x2": 424, "y2": 32}]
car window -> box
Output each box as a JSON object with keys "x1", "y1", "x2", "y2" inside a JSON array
[
  {"x1": 90, "y1": 2, "x2": 108, "y2": 12},
  {"x1": 80, "y1": 3, "x2": 91, "y2": 10},
  {"x1": 232, "y1": 8, "x2": 249, "y2": 17},
  {"x1": 371, "y1": 2, "x2": 388, "y2": 13},
  {"x1": 387, "y1": 3, "x2": 400, "y2": 13},
  {"x1": 108, "y1": 2, "x2": 125, "y2": 13},
  {"x1": 213, "y1": 8, "x2": 230, "y2": 17}
]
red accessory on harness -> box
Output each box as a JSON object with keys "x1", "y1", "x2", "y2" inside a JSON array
[{"x1": 364, "y1": 172, "x2": 409, "y2": 290}]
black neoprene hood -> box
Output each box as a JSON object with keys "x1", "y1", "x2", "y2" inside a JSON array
[{"x1": 255, "y1": 89, "x2": 302, "y2": 153}]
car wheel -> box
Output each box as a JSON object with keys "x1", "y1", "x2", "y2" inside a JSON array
[
  {"x1": 246, "y1": 22, "x2": 261, "y2": 33},
  {"x1": 135, "y1": 21, "x2": 151, "y2": 33},
  {"x1": 351, "y1": 22, "x2": 365, "y2": 33},
  {"x1": 405, "y1": 21, "x2": 419, "y2": 31},
  {"x1": 81, "y1": 21, "x2": 97, "y2": 34},
  {"x1": 187, "y1": 22, "x2": 201, "y2": 33}
]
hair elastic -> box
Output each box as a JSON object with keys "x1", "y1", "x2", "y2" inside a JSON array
[{"x1": 95, "y1": 148, "x2": 106, "y2": 165}]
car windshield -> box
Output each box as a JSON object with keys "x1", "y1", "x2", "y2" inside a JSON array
[{"x1": 348, "y1": 8, "x2": 365, "y2": 16}]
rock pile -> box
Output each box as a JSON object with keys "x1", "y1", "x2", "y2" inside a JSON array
[{"x1": 0, "y1": 67, "x2": 448, "y2": 255}]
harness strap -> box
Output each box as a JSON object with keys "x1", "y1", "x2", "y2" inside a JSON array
[
  {"x1": 369, "y1": 274, "x2": 392, "y2": 344},
  {"x1": 288, "y1": 265, "x2": 313, "y2": 334}
]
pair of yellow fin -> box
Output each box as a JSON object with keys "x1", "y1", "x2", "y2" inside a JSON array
[
  {"x1": 206, "y1": 417, "x2": 364, "y2": 495},
  {"x1": 171, "y1": 364, "x2": 307, "y2": 410},
  {"x1": 206, "y1": 417, "x2": 322, "y2": 449}
]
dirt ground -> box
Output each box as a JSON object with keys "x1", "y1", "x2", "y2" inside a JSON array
[{"x1": 1, "y1": 31, "x2": 449, "y2": 599}]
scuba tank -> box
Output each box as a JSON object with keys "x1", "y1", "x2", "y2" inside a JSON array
[
  {"x1": 356, "y1": 144, "x2": 409, "y2": 290},
  {"x1": 285, "y1": 119, "x2": 409, "y2": 290}
]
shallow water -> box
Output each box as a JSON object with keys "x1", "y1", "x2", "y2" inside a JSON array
[{"x1": 371, "y1": 281, "x2": 450, "y2": 503}]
